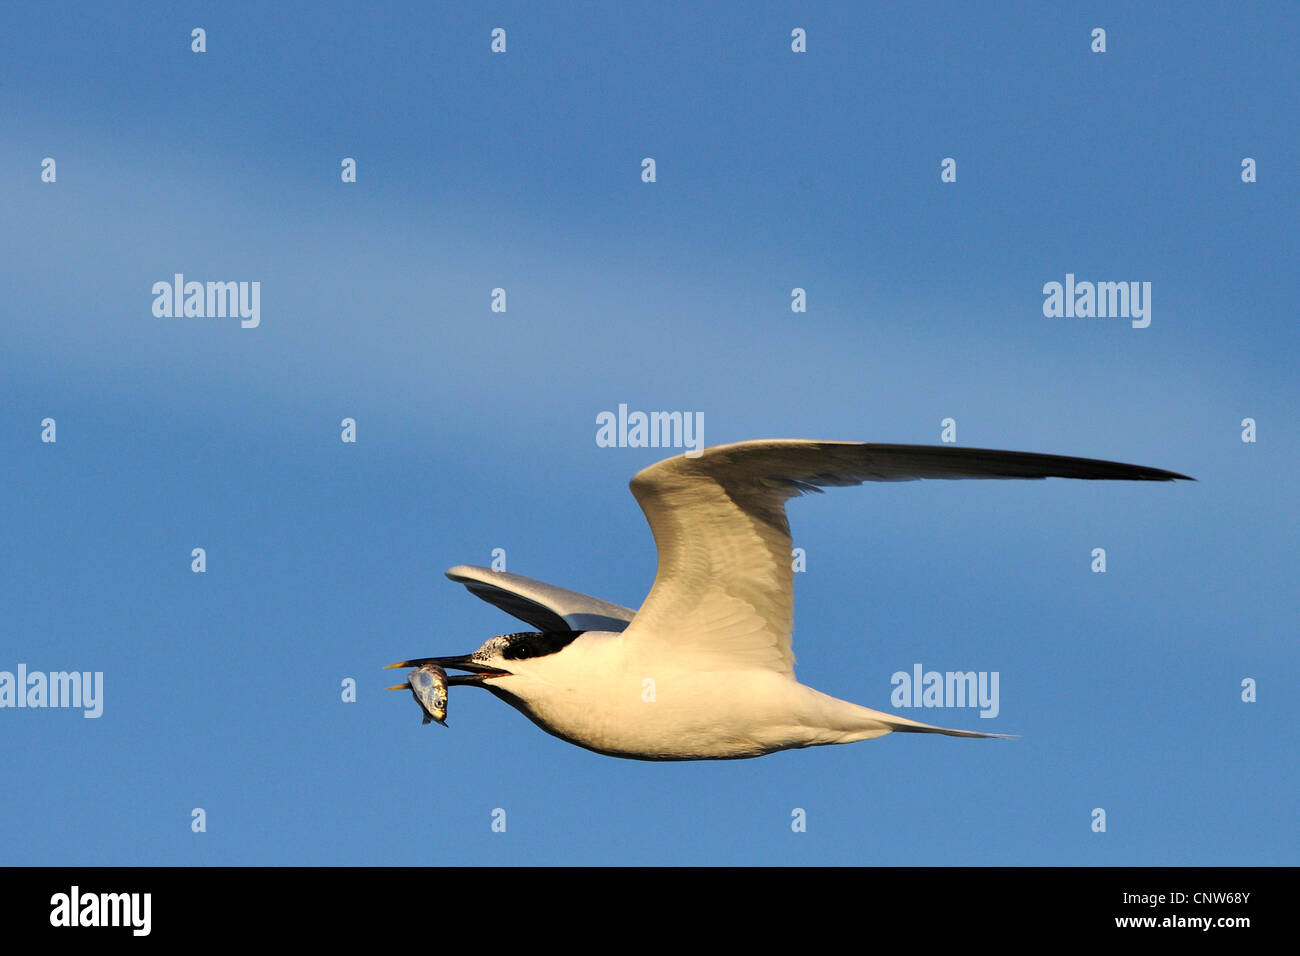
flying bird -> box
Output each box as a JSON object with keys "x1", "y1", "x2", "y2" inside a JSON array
[{"x1": 387, "y1": 440, "x2": 1191, "y2": 760}]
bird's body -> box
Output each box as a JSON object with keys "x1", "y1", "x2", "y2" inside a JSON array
[
  {"x1": 478, "y1": 633, "x2": 903, "y2": 760},
  {"x1": 389, "y1": 440, "x2": 1191, "y2": 760}
]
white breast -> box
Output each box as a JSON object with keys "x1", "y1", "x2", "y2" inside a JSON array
[{"x1": 485, "y1": 632, "x2": 866, "y2": 760}]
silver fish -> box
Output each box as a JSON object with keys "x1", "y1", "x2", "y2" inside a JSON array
[{"x1": 407, "y1": 663, "x2": 448, "y2": 726}]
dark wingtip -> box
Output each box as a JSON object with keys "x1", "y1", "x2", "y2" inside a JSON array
[
  {"x1": 1099, "y1": 461, "x2": 1195, "y2": 482},
  {"x1": 1089, "y1": 462, "x2": 1195, "y2": 482}
]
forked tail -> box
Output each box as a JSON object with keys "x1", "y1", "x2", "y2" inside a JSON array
[
  {"x1": 881, "y1": 711, "x2": 1018, "y2": 740},
  {"x1": 808, "y1": 688, "x2": 1019, "y2": 744}
]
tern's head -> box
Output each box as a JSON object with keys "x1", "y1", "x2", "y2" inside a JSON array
[
  {"x1": 468, "y1": 631, "x2": 587, "y2": 672},
  {"x1": 385, "y1": 630, "x2": 587, "y2": 700}
]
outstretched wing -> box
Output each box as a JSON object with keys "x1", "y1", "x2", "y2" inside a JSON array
[
  {"x1": 445, "y1": 565, "x2": 637, "y2": 633},
  {"x1": 622, "y1": 440, "x2": 1192, "y2": 677}
]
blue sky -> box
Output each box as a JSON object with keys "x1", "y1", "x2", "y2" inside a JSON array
[{"x1": 2, "y1": 1, "x2": 1296, "y2": 865}]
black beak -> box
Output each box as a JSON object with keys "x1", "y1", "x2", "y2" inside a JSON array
[{"x1": 384, "y1": 656, "x2": 511, "y2": 682}]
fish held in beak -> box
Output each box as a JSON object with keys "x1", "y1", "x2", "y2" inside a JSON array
[{"x1": 391, "y1": 662, "x2": 449, "y2": 726}]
